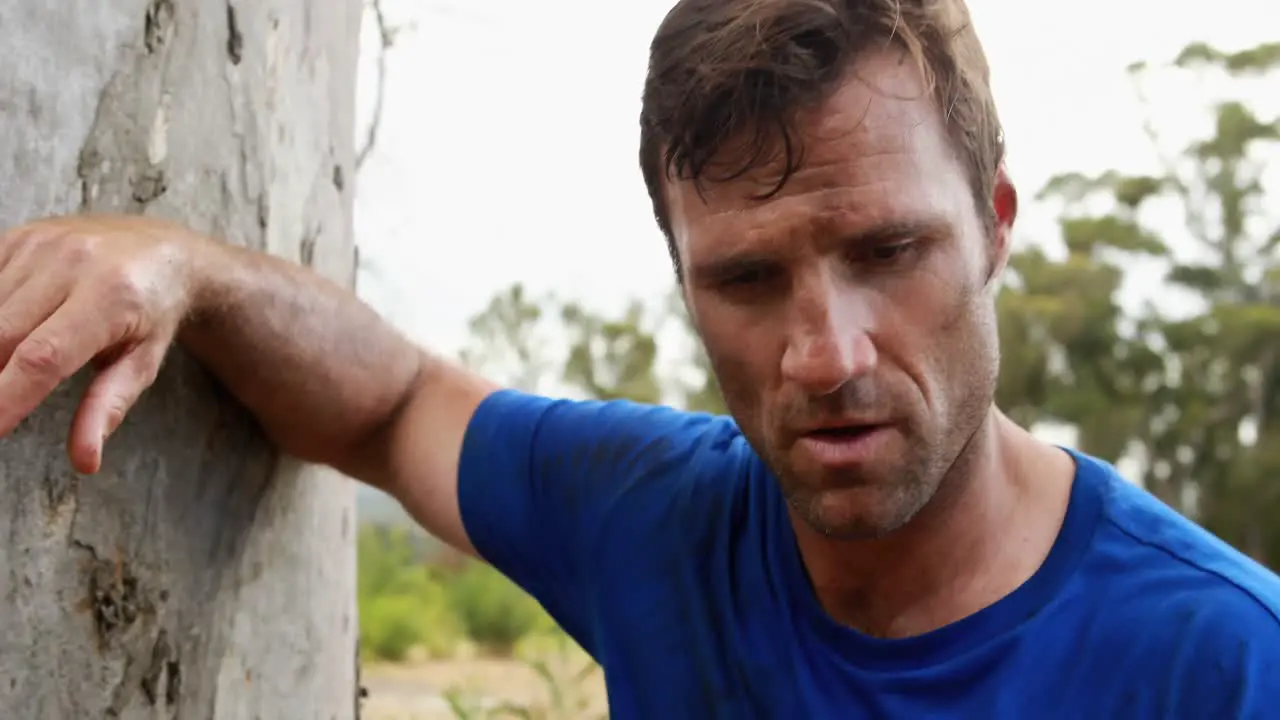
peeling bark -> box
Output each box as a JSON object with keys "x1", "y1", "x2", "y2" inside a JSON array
[{"x1": 0, "y1": 1, "x2": 362, "y2": 717}]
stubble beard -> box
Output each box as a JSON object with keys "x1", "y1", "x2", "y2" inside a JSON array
[
  {"x1": 774, "y1": 441, "x2": 943, "y2": 541},
  {"x1": 772, "y1": 379, "x2": 997, "y2": 542}
]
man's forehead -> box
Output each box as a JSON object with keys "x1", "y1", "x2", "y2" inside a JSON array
[
  {"x1": 674, "y1": 187, "x2": 953, "y2": 270},
  {"x1": 666, "y1": 131, "x2": 955, "y2": 261},
  {"x1": 664, "y1": 53, "x2": 949, "y2": 224}
]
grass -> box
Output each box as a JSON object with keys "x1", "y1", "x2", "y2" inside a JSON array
[{"x1": 442, "y1": 634, "x2": 607, "y2": 720}]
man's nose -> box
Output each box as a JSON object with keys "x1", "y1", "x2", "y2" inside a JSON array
[{"x1": 779, "y1": 275, "x2": 877, "y2": 396}]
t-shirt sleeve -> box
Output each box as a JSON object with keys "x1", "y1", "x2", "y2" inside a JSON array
[{"x1": 456, "y1": 388, "x2": 729, "y2": 653}]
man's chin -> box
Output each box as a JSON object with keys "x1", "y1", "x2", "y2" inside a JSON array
[{"x1": 785, "y1": 484, "x2": 922, "y2": 541}]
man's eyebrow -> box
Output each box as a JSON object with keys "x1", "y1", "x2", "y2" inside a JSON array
[
  {"x1": 688, "y1": 217, "x2": 946, "y2": 283},
  {"x1": 687, "y1": 254, "x2": 775, "y2": 285},
  {"x1": 826, "y1": 217, "x2": 947, "y2": 248}
]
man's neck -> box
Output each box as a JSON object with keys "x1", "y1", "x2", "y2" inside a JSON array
[{"x1": 789, "y1": 408, "x2": 1076, "y2": 639}]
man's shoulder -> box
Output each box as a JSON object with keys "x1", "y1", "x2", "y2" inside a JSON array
[
  {"x1": 468, "y1": 389, "x2": 765, "y2": 526},
  {"x1": 1081, "y1": 453, "x2": 1280, "y2": 622},
  {"x1": 466, "y1": 389, "x2": 747, "y2": 478},
  {"x1": 1072, "y1": 453, "x2": 1280, "y2": 701},
  {"x1": 457, "y1": 391, "x2": 766, "y2": 655}
]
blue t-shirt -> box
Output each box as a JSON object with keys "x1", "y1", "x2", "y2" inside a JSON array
[{"x1": 458, "y1": 390, "x2": 1280, "y2": 718}]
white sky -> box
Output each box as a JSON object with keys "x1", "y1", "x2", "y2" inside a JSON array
[{"x1": 350, "y1": 0, "x2": 1276, "y2": 364}]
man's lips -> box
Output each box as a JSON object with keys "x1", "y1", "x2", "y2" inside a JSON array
[{"x1": 795, "y1": 423, "x2": 892, "y2": 467}]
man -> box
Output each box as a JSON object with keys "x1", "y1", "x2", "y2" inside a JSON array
[{"x1": 2, "y1": 0, "x2": 1277, "y2": 716}]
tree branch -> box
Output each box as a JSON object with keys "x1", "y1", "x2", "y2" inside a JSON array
[
  {"x1": 1127, "y1": 61, "x2": 1211, "y2": 249},
  {"x1": 355, "y1": 0, "x2": 402, "y2": 172}
]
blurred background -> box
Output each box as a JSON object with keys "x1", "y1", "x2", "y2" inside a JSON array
[{"x1": 347, "y1": 1, "x2": 1279, "y2": 717}]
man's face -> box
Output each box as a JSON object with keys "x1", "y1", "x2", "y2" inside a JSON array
[{"x1": 667, "y1": 50, "x2": 1014, "y2": 540}]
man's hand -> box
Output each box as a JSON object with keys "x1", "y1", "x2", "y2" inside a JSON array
[
  {"x1": 0, "y1": 214, "x2": 200, "y2": 474},
  {"x1": 0, "y1": 212, "x2": 485, "y2": 555}
]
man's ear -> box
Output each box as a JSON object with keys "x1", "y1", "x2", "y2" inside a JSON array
[{"x1": 985, "y1": 164, "x2": 1018, "y2": 287}]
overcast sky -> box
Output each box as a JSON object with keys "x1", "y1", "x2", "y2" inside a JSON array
[{"x1": 350, "y1": 0, "x2": 1276, "y2": 359}]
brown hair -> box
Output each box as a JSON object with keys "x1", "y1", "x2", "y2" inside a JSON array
[{"x1": 638, "y1": 0, "x2": 1005, "y2": 275}]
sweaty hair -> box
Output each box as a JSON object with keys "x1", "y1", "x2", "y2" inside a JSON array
[{"x1": 638, "y1": 0, "x2": 1005, "y2": 275}]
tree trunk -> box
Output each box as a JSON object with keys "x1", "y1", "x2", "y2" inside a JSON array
[{"x1": 0, "y1": 1, "x2": 362, "y2": 717}]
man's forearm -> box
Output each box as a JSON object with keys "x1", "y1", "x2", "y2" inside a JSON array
[{"x1": 178, "y1": 238, "x2": 424, "y2": 472}]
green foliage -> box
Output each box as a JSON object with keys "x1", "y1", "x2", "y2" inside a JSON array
[
  {"x1": 357, "y1": 525, "x2": 554, "y2": 662},
  {"x1": 459, "y1": 282, "x2": 727, "y2": 412},
  {"x1": 459, "y1": 282, "x2": 556, "y2": 392},
  {"x1": 447, "y1": 561, "x2": 550, "y2": 655},
  {"x1": 562, "y1": 300, "x2": 664, "y2": 404},
  {"x1": 362, "y1": 591, "x2": 446, "y2": 662},
  {"x1": 1173, "y1": 41, "x2": 1280, "y2": 73},
  {"x1": 357, "y1": 526, "x2": 461, "y2": 661},
  {"x1": 1001, "y1": 41, "x2": 1280, "y2": 563}
]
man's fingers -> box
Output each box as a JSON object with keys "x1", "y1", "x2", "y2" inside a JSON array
[
  {"x1": 0, "y1": 276, "x2": 71, "y2": 365},
  {"x1": 0, "y1": 295, "x2": 116, "y2": 438},
  {"x1": 68, "y1": 341, "x2": 166, "y2": 474},
  {"x1": 0, "y1": 236, "x2": 51, "y2": 310}
]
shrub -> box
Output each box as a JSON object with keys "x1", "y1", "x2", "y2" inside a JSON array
[
  {"x1": 356, "y1": 525, "x2": 558, "y2": 661},
  {"x1": 358, "y1": 526, "x2": 462, "y2": 661},
  {"x1": 362, "y1": 592, "x2": 429, "y2": 662},
  {"x1": 447, "y1": 561, "x2": 549, "y2": 655}
]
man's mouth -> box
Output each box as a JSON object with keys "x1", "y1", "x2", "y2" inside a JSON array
[
  {"x1": 796, "y1": 423, "x2": 889, "y2": 466},
  {"x1": 803, "y1": 425, "x2": 880, "y2": 440}
]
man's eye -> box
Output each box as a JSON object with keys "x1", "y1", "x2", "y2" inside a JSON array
[
  {"x1": 864, "y1": 241, "x2": 917, "y2": 265},
  {"x1": 722, "y1": 265, "x2": 777, "y2": 287}
]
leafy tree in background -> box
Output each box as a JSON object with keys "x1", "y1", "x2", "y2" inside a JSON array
[
  {"x1": 562, "y1": 299, "x2": 665, "y2": 404},
  {"x1": 995, "y1": 177, "x2": 1168, "y2": 468},
  {"x1": 460, "y1": 283, "x2": 681, "y2": 406},
  {"x1": 459, "y1": 282, "x2": 557, "y2": 392},
  {"x1": 999, "y1": 41, "x2": 1280, "y2": 564}
]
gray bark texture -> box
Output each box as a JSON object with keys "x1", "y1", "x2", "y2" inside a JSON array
[{"x1": 0, "y1": 1, "x2": 363, "y2": 717}]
